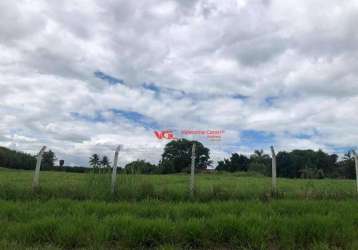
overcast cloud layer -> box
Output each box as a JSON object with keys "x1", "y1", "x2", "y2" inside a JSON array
[{"x1": 1, "y1": 0, "x2": 358, "y2": 166}]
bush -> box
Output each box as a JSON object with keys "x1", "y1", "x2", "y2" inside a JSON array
[{"x1": 248, "y1": 162, "x2": 269, "y2": 175}]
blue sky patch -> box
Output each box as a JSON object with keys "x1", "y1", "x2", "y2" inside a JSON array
[
  {"x1": 142, "y1": 82, "x2": 161, "y2": 93},
  {"x1": 72, "y1": 109, "x2": 160, "y2": 129},
  {"x1": 94, "y1": 71, "x2": 124, "y2": 85},
  {"x1": 290, "y1": 129, "x2": 319, "y2": 140},
  {"x1": 240, "y1": 130, "x2": 275, "y2": 149},
  {"x1": 110, "y1": 109, "x2": 160, "y2": 129},
  {"x1": 330, "y1": 146, "x2": 354, "y2": 154},
  {"x1": 142, "y1": 82, "x2": 187, "y2": 99},
  {"x1": 265, "y1": 96, "x2": 279, "y2": 106}
]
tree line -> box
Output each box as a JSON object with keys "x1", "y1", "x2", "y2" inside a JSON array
[
  {"x1": 216, "y1": 149, "x2": 356, "y2": 179},
  {"x1": 0, "y1": 147, "x2": 88, "y2": 173},
  {"x1": 116, "y1": 139, "x2": 356, "y2": 179},
  {"x1": 0, "y1": 146, "x2": 36, "y2": 170},
  {"x1": 0, "y1": 140, "x2": 356, "y2": 179}
]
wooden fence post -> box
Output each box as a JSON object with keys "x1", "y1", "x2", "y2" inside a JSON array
[
  {"x1": 111, "y1": 145, "x2": 121, "y2": 194},
  {"x1": 270, "y1": 146, "x2": 277, "y2": 192},
  {"x1": 32, "y1": 146, "x2": 46, "y2": 191},
  {"x1": 190, "y1": 143, "x2": 196, "y2": 197},
  {"x1": 353, "y1": 150, "x2": 358, "y2": 194}
]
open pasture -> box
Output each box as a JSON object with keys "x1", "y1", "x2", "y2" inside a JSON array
[
  {"x1": 0, "y1": 168, "x2": 357, "y2": 249},
  {"x1": 0, "y1": 169, "x2": 357, "y2": 201}
]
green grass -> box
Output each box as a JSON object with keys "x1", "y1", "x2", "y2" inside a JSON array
[
  {"x1": 0, "y1": 168, "x2": 357, "y2": 249},
  {"x1": 0, "y1": 199, "x2": 357, "y2": 249},
  {"x1": 0, "y1": 169, "x2": 357, "y2": 201}
]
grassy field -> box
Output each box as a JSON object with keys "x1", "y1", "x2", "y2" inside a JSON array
[{"x1": 0, "y1": 168, "x2": 357, "y2": 249}]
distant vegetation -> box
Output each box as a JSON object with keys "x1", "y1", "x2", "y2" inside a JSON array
[
  {"x1": 0, "y1": 146, "x2": 36, "y2": 170},
  {"x1": 124, "y1": 160, "x2": 157, "y2": 174},
  {"x1": 0, "y1": 139, "x2": 356, "y2": 179},
  {"x1": 121, "y1": 140, "x2": 356, "y2": 179},
  {"x1": 0, "y1": 146, "x2": 88, "y2": 173},
  {"x1": 216, "y1": 149, "x2": 356, "y2": 179}
]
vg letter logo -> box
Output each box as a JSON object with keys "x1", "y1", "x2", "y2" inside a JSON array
[{"x1": 154, "y1": 130, "x2": 176, "y2": 140}]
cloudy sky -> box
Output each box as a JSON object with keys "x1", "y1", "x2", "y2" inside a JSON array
[{"x1": 1, "y1": 0, "x2": 358, "y2": 166}]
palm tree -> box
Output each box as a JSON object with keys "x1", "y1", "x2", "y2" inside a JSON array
[
  {"x1": 254, "y1": 149, "x2": 264, "y2": 157},
  {"x1": 100, "y1": 156, "x2": 111, "y2": 173},
  {"x1": 89, "y1": 154, "x2": 100, "y2": 172},
  {"x1": 252, "y1": 149, "x2": 270, "y2": 161},
  {"x1": 249, "y1": 149, "x2": 271, "y2": 175}
]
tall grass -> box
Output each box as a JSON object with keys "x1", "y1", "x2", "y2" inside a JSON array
[
  {"x1": 0, "y1": 199, "x2": 357, "y2": 249},
  {"x1": 0, "y1": 169, "x2": 357, "y2": 201},
  {"x1": 0, "y1": 169, "x2": 357, "y2": 248}
]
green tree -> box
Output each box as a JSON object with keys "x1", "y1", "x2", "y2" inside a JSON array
[
  {"x1": 316, "y1": 150, "x2": 338, "y2": 177},
  {"x1": 89, "y1": 154, "x2": 100, "y2": 170},
  {"x1": 216, "y1": 160, "x2": 226, "y2": 171},
  {"x1": 159, "y1": 139, "x2": 211, "y2": 173},
  {"x1": 41, "y1": 150, "x2": 57, "y2": 169},
  {"x1": 216, "y1": 159, "x2": 231, "y2": 171},
  {"x1": 125, "y1": 160, "x2": 158, "y2": 174},
  {"x1": 337, "y1": 151, "x2": 355, "y2": 179},
  {"x1": 250, "y1": 150, "x2": 270, "y2": 164},
  {"x1": 100, "y1": 155, "x2": 111, "y2": 172},
  {"x1": 248, "y1": 149, "x2": 270, "y2": 175},
  {"x1": 215, "y1": 153, "x2": 249, "y2": 172},
  {"x1": 0, "y1": 146, "x2": 36, "y2": 170},
  {"x1": 276, "y1": 151, "x2": 293, "y2": 177},
  {"x1": 230, "y1": 153, "x2": 250, "y2": 172},
  {"x1": 277, "y1": 149, "x2": 341, "y2": 179}
]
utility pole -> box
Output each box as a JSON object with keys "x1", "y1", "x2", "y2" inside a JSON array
[
  {"x1": 111, "y1": 145, "x2": 121, "y2": 194},
  {"x1": 32, "y1": 146, "x2": 46, "y2": 191},
  {"x1": 353, "y1": 150, "x2": 358, "y2": 194},
  {"x1": 270, "y1": 146, "x2": 277, "y2": 192},
  {"x1": 190, "y1": 143, "x2": 196, "y2": 197}
]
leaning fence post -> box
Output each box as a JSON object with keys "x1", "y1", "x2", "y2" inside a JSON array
[
  {"x1": 190, "y1": 143, "x2": 196, "y2": 197},
  {"x1": 32, "y1": 146, "x2": 46, "y2": 191},
  {"x1": 111, "y1": 145, "x2": 121, "y2": 194},
  {"x1": 270, "y1": 146, "x2": 277, "y2": 192},
  {"x1": 352, "y1": 150, "x2": 358, "y2": 194}
]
